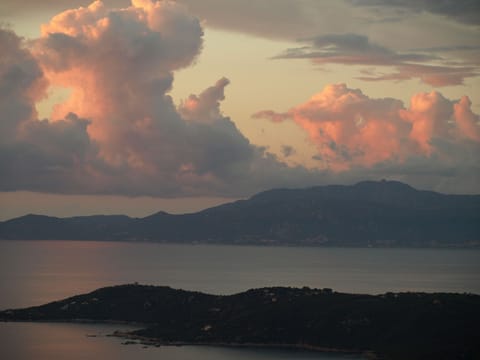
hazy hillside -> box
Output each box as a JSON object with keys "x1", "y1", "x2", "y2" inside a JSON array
[{"x1": 1, "y1": 180, "x2": 479, "y2": 247}]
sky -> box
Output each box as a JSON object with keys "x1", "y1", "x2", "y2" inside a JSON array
[{"x1": 0, "y1": 0, "x2": 479, "y2": 220}]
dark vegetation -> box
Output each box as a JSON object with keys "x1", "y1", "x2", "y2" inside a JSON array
[
  {"x1": 1, "y1": 284, "x2": 479, "y2": 360},
  {"x1": 1, "y1": 180, "x2": 479, "y2": 247}
]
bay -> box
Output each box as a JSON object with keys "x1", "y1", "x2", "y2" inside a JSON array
[
  {"x1": 1, "y1": 240, "x2": 479, "y2": 360},
  {"x1": 1, "y1": 241, "x2": 479, "y2": 309}
]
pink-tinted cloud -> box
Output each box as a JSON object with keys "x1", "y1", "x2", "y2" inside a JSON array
[
  {"x1": 33, "y1": 0, "x2": 203, "y2": 160},
  {"x1": 1, "y1": 1, "x2": 479, "y2": 197},
  {"x1": 454, "y1": 96, "x2": 480, "y2": 142},
  {"x1": 254, "y1": 83, "x2": 480, "y2": 172},
  {"x1": 357, "y1": 63, "x2": 477, "y2": 87},
  {"x1": 401, "y1": 91, "x2": 454, "y2": 155},
  {"x1": 179, "y1": 77, "x2": 230, "y2": 124},
  {"x1": 0, "y1": 2, "x2": 321, "y2": 197}
]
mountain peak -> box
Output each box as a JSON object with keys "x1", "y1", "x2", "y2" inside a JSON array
[{"x1": 354, "y1": 179, "x2": 415, "y2": 191}]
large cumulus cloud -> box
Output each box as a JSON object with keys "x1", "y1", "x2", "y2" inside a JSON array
[
  {"x1": 0, "y1": 1, "x2": 321, "y2": 197},
  {"x1": 254, "y1": 83, "x2": 480, "y2": 192}
]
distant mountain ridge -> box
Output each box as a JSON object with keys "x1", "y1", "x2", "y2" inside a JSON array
[{"x1": 1, "y1": 180, "x2": 479, "y2": 247}]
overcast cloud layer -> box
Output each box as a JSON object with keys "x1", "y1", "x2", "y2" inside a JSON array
[
  {"x1": 1, "y1": 0, "x2": 479, "y2": 196},
  {"x1": 4, "y1": 0, "x2": 478, "y2": 89},
  {"x1": 184, "y1": 0, "x2": 480, "y2": 90}
]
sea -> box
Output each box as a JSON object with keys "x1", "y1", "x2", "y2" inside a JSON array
[{"x1": 1, "y1": 240, "x2": 479, "y2": 360}]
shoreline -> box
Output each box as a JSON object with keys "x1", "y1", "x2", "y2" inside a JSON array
[
  {"x1": 0, "y1": 319, "x2": 376, "y2": 359},
  {"x1": 2, "y1": 238, "x2": 479, "y2": 249},
  {"x1": 111, "y1": 330, "x2": 378, "y2": 359},
  {"x1": 0, "y1": 318, "x2": 147, "y2": 327}
]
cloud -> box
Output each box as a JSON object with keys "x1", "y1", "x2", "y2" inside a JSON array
[
  {"x1": 1, "y1": 113, "x2": 99, "y2": 193},
  {"x1": 1, "y1": 0, "x2": 331, "y2": 41},
  {"x1": 3, "y1": 1, "x2": 478, "y2": 88},
  {"x1": 28, "y1": 0, "x2": 204, "y2": 182},
  {"x1": 2, "y1": 1, "x2": 478, "y2": 28},
  {"x1": 274, "y1": 33, "x2": 479, "y2": 87},
  {"x1": 177, "y1": 2, "x2": 480, "y2": 88},
  {"x1": 0, "y1": 0, "x2": 129, "y2": 16},
  {"x1": 179, "y1": 77, "x2": 230, "y2": 124},
  {"x1": 454, "y1": 96, "x2": 480, "y2": 142},
  {"x1": 0, "y1": 28, "x2": 46, "y2": 141},
  {"x1": 0, "y1": 25, "x2": 106, "y2": 193},
  {"x1": 179, "y1": 0, "x2": 480, "y2": 39},
  {"x1": 281, "y1": 145, "x2": 296, "y2": 158},
  {"x1": 349, "y1": 0, "x2": 480, "y2": 26},
  {"x1": 178, "y1": 0, "x2": 332, "y2": 40},
  {"x1": 0, "y1": 2, "x2": 323, "y2": 197},
  {"x1": 254, "y1": 83, "x2": 480, "y2": 188},
  {"x1": 1, "y1": 1, "x2": 479, "y2": 197}
]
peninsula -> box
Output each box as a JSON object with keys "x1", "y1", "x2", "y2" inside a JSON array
[{"x1": 1, "y1": 284, "x2": 479, "y2": 359}]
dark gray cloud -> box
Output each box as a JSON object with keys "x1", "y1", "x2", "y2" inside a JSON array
[
  {"x1": 279, "y1": 33, "x2": 438, "y2": 63},
  {"x1": 179, "y1": 0, "x2": 326, "y2": 40},
  {"x1": 281, "y1": 145, "x2": 296, "y2": 158},
  {"x1": 0, "y1": 0, "x2": 320, "y2": 41},
  {"x1": 274, "y1": 33, "x2": 479, "y2": 86},
  {"x1": 181, "y1": 0, "x2": 480, "y2": 39},
  {"x1": 0, "y1": 0, "x2": 130, "y2": 16},
  {"x1": 2, "y1": 1, "x2": 478, "y2": 87},
  {"x1": 2, "y1": 1, "x2": 478, "y2": 44},
  {"x1": 0, "y1": 28, "x2": 46, "y2": 141},
  {"x1": 0, "y1": 114, "x2": 99, "y2": 194},
  {"x1": 3, "y1": 0, "x2": 479, "y2": 26},
  {"x1": 349, "y1": 0, "x2": 480, "y2": 25}
]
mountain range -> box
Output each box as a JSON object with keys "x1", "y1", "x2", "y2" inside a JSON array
[{"x1": 1, "y1": 180, "x2": 479, "y2": 247}]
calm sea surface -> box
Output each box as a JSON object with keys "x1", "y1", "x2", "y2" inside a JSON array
[{"x1": 1, "y1": 240, "x2": 479, "y2": 360}]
